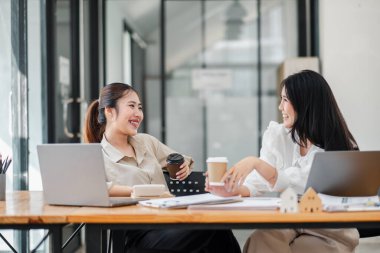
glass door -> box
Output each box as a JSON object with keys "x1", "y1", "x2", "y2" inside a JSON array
[
  {"x1": 164, "y1": 0, "x2": 298, "y2": 170},
  {"x1": 50, "y1": 0, "x2": 81, "y2": 144}
]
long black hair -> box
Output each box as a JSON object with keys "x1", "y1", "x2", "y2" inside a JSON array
[{"x1": 282, "y1": 70, "x2": 358, "y2": 151}]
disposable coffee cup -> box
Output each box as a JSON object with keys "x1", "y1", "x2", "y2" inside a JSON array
[
  {"x1": 166, "y1": 153, "x2": 185, "y2": 180},
  {"x1": 207, "y1": 157, "x2": 228, "y2": 186}
]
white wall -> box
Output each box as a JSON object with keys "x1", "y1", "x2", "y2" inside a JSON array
[
  {"x1": 319, "y1": 0, "x2": 380, "y2": 150},
  {"x1": 106, "y1": 2, "x2": 124, "y2": 83}
]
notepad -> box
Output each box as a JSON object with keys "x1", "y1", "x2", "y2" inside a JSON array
[{"x1": 138, "y1": 193, "x2": 241, "y2": 209}]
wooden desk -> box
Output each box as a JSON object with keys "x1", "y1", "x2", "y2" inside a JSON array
[
  {"x1": 2, "y1": 192, "x2": 380, "y2": 253},
  {"x1": 68, "y1": 200, "x2": 380, "y2": 253},
  {"x1": 69, "y1": 205, "x2": 380, "y2": 225},
  {"x1": 0, "y1": 191, "x2": 78, "y2": 253}
]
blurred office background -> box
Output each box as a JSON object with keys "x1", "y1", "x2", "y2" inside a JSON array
[{"x1": 0, "y1": 0, "x2": 379, "y2": 251}]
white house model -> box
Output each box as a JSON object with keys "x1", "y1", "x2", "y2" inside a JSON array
[{"x1": 280, "y1": 187, "x2": 298, "y2": 213}]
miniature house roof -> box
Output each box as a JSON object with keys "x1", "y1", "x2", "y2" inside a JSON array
[
  {"x1": 281, "y1": 187, "x2": 297, "y2": 199},
  {"x1": 301, "y1": 187, "x2": 320, "y2": 202},
  {"x1": 299, "y1": 187, "x2": 322, "y2": 213}
]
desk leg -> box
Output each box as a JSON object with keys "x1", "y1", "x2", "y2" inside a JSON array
[
  {"x1": 49, "y1": 226, "x2": 63, "y2": 253},
  {"x1": 85, "y1": 224, "x2": 106, "y2": 253}
]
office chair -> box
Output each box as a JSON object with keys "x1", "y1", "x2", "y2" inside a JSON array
[{"x1": 163, "y1": 170, "x2": 206, "y2": 196}]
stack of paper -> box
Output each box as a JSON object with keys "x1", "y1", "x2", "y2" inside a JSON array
[
  {"x1": 188, "y1": 197, "x2": 281, "y2": 210},
  {"x1": 138, "y1": 193, "x2": 241, "y2": 209},
  {"x1": 318, "y1": 193, "x2": 380, "y2": 212}
]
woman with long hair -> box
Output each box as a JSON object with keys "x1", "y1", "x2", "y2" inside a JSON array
[{"x1": 207, "y1": 70, "x2": 359, "y2": 253}]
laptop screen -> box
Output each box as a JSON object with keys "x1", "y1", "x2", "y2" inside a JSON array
[
  {"x1": 305, "y1": 151, "x2": 380, "y2": 197},
  {"x1": 37, "y1": 143, "x2": 111, "y2": 206}
]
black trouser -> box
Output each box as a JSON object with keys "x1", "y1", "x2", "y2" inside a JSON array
[{"x1": 124, "y1": 229, "x2": 241, "y2": 253}]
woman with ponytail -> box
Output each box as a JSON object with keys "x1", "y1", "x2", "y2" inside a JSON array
[
  {"x1": 84, "y1": 83, "x2": 192, "y2": 196},
  {"x1": 84, "y1": 83, "x2": 241, "y2": 253}
]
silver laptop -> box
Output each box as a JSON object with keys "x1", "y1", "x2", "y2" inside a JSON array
[
  {"x1": 305, "y1": 151, "x2": 380, "y2": 196},
  {"x1": 37, "y1": 143, "x2": 142, "y2": 207}
]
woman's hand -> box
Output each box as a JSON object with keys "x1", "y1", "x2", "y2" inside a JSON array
[
  {"x1": 222, "y1": 156, "x2": 258, "y2": 193},
  {"x1": 204, "y1": 171, "x2": 243, "y2": 197},
  {"x1": 176, "y1": 161, "x2": 191, "y2": 181},
  {"x1": 205, "y1": 171, "x2": 239, "y2": 197}
]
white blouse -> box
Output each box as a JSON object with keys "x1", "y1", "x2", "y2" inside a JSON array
[{"x1": 243, "y1": 121, "x2": 323, "y2": 196}]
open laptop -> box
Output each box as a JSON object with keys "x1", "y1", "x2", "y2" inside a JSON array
[
  {"x1": 305, "y1": 151, "x2": 380, "y2": 197},
  {"x1": 37, "y1": 143, "x2": 143, "y2": 207}
]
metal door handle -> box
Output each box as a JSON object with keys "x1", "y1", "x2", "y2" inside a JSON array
[
  {"x1": 62, "y1": 98, "x2": 75, "y2": 138},
  {"x1": 62, "y1": 98, "x2": 88, "y2": 138}
]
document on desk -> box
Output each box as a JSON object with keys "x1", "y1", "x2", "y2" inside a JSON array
[
  {"x1": 318, "y1": 193, "x2": 380, "y2": 212},
  {"x1": 138, "y1": 193, "x2": 241, "y2": 209},
  {"x1": 188, "y1": 197, "x2": 281, "y2": 210}
]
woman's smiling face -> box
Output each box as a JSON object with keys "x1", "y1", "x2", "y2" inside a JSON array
[
  {"x1": 107, "y1": 91, "x2": 144, "y2": 136},
  {"x1": 278, "y1": 87, "x2": 296, "y2": 128}
]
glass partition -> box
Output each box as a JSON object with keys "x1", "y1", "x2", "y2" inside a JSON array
[
  {"x1": 103, "y1": 0, "x2": 298, "y2": 170},
  {"x1": 0, "y1": 0, "x2": 15, "y2": 250},
  {"x1": 165, "y1": 0, "x2": 298, "y2": 170},
  {"x1": 28, "y1": 0, "x2": 47, "y2": 250}
]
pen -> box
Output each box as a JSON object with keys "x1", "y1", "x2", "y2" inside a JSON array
[
  {"x1": 6, "y1": 158, "x2": 12, "y2": 173},
  {"x1": 0, "y1": 157, "x2": 12, "y2": 174}
]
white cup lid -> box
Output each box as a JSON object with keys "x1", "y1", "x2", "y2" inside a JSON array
[{"x1": 206, "y1": 157, "x2": 228, "y2": 163}]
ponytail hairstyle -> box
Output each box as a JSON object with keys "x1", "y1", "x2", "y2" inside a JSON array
[
  {"x1": 282, "y1": 70, "x2": 358, "y2": 151},
  {"x1": 83, "y1": 83, "x2": 138, "y2": 143}
]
